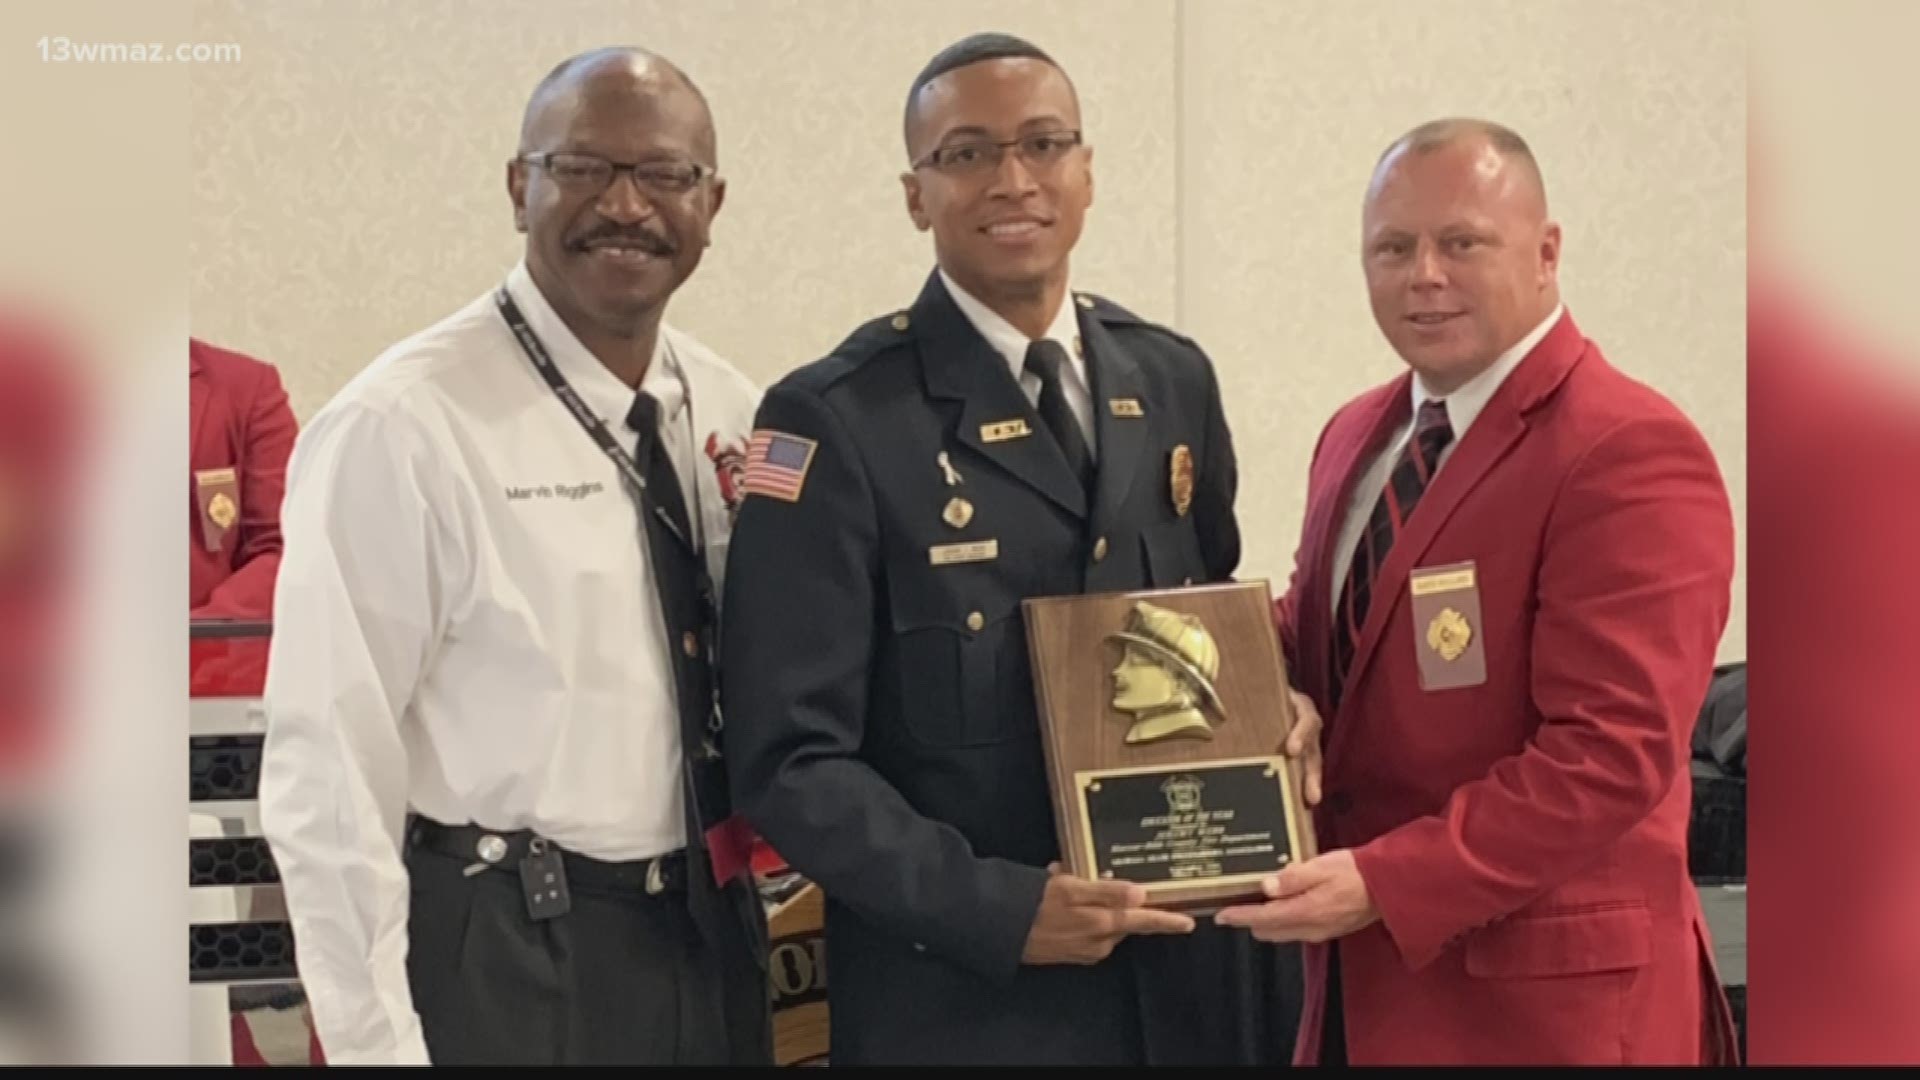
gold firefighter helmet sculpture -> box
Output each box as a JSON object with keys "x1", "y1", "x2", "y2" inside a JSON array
[{"x1": 1107, "y1": 599, "x2": 1227, "y2": 744}]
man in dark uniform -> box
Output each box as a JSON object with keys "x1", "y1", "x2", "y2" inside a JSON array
[{"x1": 721, "y1": 32, "x2": 1309, "y2": 1066}]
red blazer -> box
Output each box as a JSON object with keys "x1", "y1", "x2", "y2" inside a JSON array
[
  {"x1": 190, "y1": 339, "x2": 296, "y2": 620},
  {"x1": 1274, "y1": 310, "x2": 1740, "y2": 1065}
]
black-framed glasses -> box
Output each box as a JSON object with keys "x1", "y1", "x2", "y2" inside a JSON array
[
  {"x1": 516, "y1": 150, "x2": 715, "y2": 197},
  {"x1": 912, "y1": 130, "x2": 1084, "y2": 176}
]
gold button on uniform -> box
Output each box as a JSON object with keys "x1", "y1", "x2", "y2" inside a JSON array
[
  {"x1": 1092, "y1": 536, "x2": 1108, "y2": 562},
  {"x1": 891, "y1": 313, "x2": 911, "y2": 331},
  {"x1": 966, "y1": 611, "x2": 985, "y2": 632},
  {"x1": 682, "y1": 630, "x2": 700, "y2": 658}
]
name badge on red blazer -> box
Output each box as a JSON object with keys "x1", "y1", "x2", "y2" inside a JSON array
[
  {"x1": 1410, "y1": 561, "x2": 1487, "y2": 690},
  {"x1": 195, "y1": 467, "x2": 239, "y2": 554}
]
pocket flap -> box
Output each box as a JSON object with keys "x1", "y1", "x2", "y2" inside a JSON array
[
  {"x1": 1465, "y1": 903, "x2": 1653, "y2": 978},
  {"x1": 885, "y1": 553, "x2": 1017, "y2": 633}
]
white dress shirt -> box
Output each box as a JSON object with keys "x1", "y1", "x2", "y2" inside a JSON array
[
  {"x1": 257, "y1": 260, "x2": 759, "y2": 1064},
  {"x1": 940, "y1": 268, "x2": 1097, "y2": 455},
  {"x1": 1329, "y1": 304, "x2": 1565, "y2": 613}
]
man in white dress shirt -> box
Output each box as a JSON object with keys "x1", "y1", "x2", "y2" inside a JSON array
[{"x1": 258, "y1": 47, "x2": 771, "y2": 1065}]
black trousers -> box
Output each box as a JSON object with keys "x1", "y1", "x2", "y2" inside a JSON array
[
  {"x1": 1131, "y1": 924, "x2": 1305, "y2": 1065},
  {"x1": 404, "y1": 843, "x2": 766, "y2": 1065},
  {"x1": 1321, "y1": 940, "x2": 1349, "y2": 1066}
]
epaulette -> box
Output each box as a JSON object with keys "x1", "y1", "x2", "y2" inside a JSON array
[
  {"x1": 1073, "y1": 291, "x2": 1200, "y2": 352},
  {"x1": 784, "y1": 309, "x2": 919, "y2": 393}
]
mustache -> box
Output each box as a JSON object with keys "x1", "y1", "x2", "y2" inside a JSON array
[{"x1": 570, "y1": 226, "x2": 676, "y2": 256}]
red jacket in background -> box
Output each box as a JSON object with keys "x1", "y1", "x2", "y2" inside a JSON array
[{"x1": 190, "y1": 338, "x2": 297, "y2": 620}]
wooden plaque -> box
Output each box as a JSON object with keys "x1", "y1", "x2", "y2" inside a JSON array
[{"x1": 1022, "y1": 580, "x2": 1317, "y2": 912}]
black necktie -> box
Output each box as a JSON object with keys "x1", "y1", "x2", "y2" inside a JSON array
[
  {"x1": 626, "y1": 390, "x2": 693, "y2": 550},
  {"x1": 1329, "y1": 398, "x2": 1455, "y2": 707},
  {"x1": 628, "y1": 391, "x2": 733, "y2": 872},
  {"x1": 1024, "y1": 338, "x2": 1094, "y2": 492}
]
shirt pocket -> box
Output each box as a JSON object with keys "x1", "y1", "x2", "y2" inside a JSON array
[{"x1": 886, "y1": 556, "x2": 1028, "y2": 750}]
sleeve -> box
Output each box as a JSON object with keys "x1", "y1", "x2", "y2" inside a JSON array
[
  {"x1": 195, "y1": 363, "x2": 298, "y2": 620},
  {"x1": 720, "y1": 382, "x2": 1048, "y2": 984},
  {"x1": 1352, "y1": 414, "x2": 1736, "y2": 970},
  {"x1": 1193, "y1": 347, "x2": 1242, "y2": 582},
  {"x1": 257, "y1": 400, "x2": 457, "y2": 1064}
]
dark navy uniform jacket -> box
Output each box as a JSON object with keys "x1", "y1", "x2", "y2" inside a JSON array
[{"x1": 721, "y1": 270, "x2": 1299, "y2": 1065}]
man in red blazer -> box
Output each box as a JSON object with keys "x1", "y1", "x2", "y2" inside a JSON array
[
  {"x1": 189, "y1": 338, "x2": 297, "y2": 620},
  {"x1": 1216, "y1": 119, "x2": 1740, "y2": 1065}
]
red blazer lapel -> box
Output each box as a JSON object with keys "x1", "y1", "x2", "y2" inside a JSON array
[
  {"x1": 1330, "y1": 312, "x2": 1592, "y2": 733},
  {"x1": 1295, "y1": 376, "x2": 1409, "y2": 706}
]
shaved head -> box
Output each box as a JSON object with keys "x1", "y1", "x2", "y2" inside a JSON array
[
  {"x1": 1369, "y1": 118, "x2": 1547, "y2": 221},
  {"x1": 519, "y1": 46, "x2": 716, "y2": 166}
]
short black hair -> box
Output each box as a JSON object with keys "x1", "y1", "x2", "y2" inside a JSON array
[{"x1": 902, "y1": 32, "x2": 1072, "y2": 153}]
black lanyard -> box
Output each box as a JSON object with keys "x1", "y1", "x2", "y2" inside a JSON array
[
  {"x1": 495, "y1": 286, "x2": 699, "y2": 555},
  {"x1": 495, "y1": 285, "x2": 728, "y2": 759}
]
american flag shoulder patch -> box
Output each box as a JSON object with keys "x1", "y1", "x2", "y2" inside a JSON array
[{"x1": 744, "y1": 429, "x2": 819, "y2": 502}]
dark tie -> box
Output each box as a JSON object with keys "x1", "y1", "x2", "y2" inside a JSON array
[
  {"x1": 626, "y1": 390, "x2": 693, "y2": 549},
  {"x1": 628, "y1": 391, "x2": 734, "y2": 877},
  {"x1": 1024, "y1": 338, "x2": 1094, "y2": 493},
  {"x1": 1329, "y1": 398, "x2": 1455, "y2": 707}
]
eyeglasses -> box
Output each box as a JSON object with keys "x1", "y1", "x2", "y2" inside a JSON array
[
  {"x1": 516, "y1": 151, "x2": 715, "y2": 197},
  {"x1": 912, "y1": 130, "x2": 1084, "y2": 176}
]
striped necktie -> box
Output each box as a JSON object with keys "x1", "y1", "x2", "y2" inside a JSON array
[{"x1": 1329, "y1": 398, "x2": 1455, "y2": 707}]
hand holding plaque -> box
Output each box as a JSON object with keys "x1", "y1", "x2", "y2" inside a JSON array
[
  {"x1": 1023, "y1": 580, "x2": 1317, "y2": 912},
  {"x1": 1019, "y1": 864, "x2": 1197, "y2": 965}
]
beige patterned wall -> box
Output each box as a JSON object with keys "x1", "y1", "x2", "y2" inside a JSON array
[
  {"x1": 1178, "y1": 0, "x2": 1747, "y2": 659},
  {"x1": 189, "y1": 0, "x2": 1744, "y2": 659},
  {"x1": 188, "y1": 0, "x2": 1178, "y2": 403}
]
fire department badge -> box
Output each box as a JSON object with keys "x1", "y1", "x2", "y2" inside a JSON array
[
  {"x1": 1169, "y1": 445, "x2": 1194, "y2": 517},
  {"x1": 208, "y1": 491, "x2": 238, "y2": 530},
  {"x1": 705, "y1": 432, "x2": 748, "y2": 520},
  {"x1": 1427, "y1": 607, "x2": 1472, "y2": 662}
]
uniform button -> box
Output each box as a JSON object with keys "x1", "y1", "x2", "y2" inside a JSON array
[
  {"x1": 913, "y1": 942, "x2": 927, "y2": 953},
  {"x1": 966, "y1": 611, "x2": 984, "y2": 632},
  {"x1": 891, "y1": 313, "x2": 911, "y2": 331},
  {"x1": 682, "y1": 630, "x2": 700, "y2": 658},
  {"x1": 1092, "y1": 536, "x2": 1108, "y2": 562}
]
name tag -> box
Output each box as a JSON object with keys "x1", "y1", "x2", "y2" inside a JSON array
[
  {"x1": 980, "y1": 419, "x2": 1031, "y2": 443},
  {"x1": 505, "y1": 481, "x2": 607, "y2": 502},
  {"x1": 1108, "y1": 398, "x2": 1145, "y2": 418},
  {"x1": 930, "y1": 539, "x2": 999, "y2": 566},
  {"x1": 1409, "y1": 561, "x2": 1487, "y2": 690},
  {"x1": 195, "y1": 467, "x2": 240, "y2": 553}
]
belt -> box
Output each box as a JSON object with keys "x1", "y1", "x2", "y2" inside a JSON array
[{"x1": 405, "y1": 817, "x2": 690, "y2": 897}]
